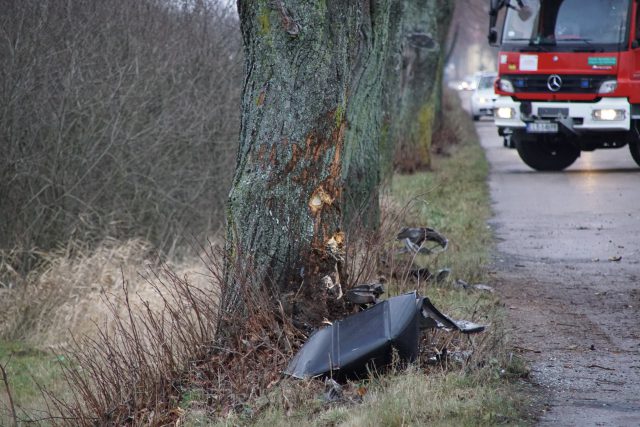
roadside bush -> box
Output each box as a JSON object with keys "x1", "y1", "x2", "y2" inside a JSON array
[{"x1": 0, "y1": 0, "x2": 242, "y2": 274}]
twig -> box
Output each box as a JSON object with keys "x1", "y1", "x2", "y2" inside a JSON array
[
  {"x1": 587, "y1": 364, "x2": 615, "y2": 371},
  {"x1": 512, "y1": 345, "x2": 541, "y2": 354},
  {"x1": 0, "y1": 361, "x2": 18, "y2": 427}
]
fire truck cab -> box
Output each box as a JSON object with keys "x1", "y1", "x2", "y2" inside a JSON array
[{"x1": 489, "y1": 0, "x2": 640, "y2": 170}]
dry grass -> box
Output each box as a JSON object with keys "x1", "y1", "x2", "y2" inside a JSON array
[
  {"x1": 0, "y1": 240, "x2": 301, "y2": 425},
  {"x1": 0, "y1": 239, "x2": 213, "y2": 350},
  {"x1": 0, "y1": 201, "x2": 459, "y2": 425},
  {"x1": 0, "y1": 239, "x2": 218, "y2": 424}
]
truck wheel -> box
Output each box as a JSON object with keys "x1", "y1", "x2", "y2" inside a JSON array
[
  {"x1": 629, "y1": 139, "x2": 640, "y2": 167},
  {"x1": 515, "y1": 136, "x2": 579, "y2": 171}
]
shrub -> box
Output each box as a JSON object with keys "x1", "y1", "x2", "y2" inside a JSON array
[{"x1": 0, "y1": 0, "x2": 242, "y2": 273}]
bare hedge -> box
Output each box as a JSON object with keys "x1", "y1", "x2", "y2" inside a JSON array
[{"x1": 0, "y1": 0, "x2": 242, "y2": 265}]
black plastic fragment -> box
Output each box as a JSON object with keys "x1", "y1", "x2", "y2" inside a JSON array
[
  {"x1": 285, "y1": 292, "x2": 420, "y2": 380},
  {"x1": 420, "y1": 297, "x2": 486, "y2": 334},
  {"x1": 344, "y1": 283, "x2": 385, "y2": 305},
  {"x1": 409, "y1": 267, "x2": 431, "y2": 280},
  {"x1": 285, "y1": 291, "x2": 485, "y2": 380}
]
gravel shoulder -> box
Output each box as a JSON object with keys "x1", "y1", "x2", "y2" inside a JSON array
[{"x1": 476, "y1": 119, "x2": 640, "y2": 426}]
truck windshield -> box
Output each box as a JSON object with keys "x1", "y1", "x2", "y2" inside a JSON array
[{"x1": 502, "y1": 0, "x2": 630, "y2": 51}]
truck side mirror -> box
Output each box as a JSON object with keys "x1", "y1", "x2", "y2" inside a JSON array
[{"x1": 488, "y1": 29, "x2": 499, "y2": 45}]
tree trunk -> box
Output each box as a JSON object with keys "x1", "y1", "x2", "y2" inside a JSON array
[
  {"x1": 225, "y1": 0, "x2": 452, "y2": 328},
  {"x1": 227, "y1": 0, "x2": 400, "y2": 326},
  {"x1": 342, "y1": 1, "x2": 403, "y2": 228},
  {"x1": 379, "y1": 0, "x2": 406, "y2": 183},
  {"x1": 393, "y1": 0, "x2": 454, "y2": 172}
]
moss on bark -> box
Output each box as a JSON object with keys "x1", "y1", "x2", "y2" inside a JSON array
[{"x1": 392, "y1": 0, "x2": 454, "y2": 172}]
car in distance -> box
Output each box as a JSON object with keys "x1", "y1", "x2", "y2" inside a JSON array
[{"x1": 470, "y1": 72, "x2": 498, "y2": 121}]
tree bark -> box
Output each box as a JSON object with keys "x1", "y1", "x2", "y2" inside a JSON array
[
  {"x1": 393, "y1": 0, "x2": 454, "y2": 172},
  {"x1": 379, "y1": 0, "x2": 406, "y2": 183},
  {"x1": 342, "y1": 1, "x2": 403, "y2": 228},
  {"x1": 227, "y1": 0, "x2": 394, "y2": 325}
]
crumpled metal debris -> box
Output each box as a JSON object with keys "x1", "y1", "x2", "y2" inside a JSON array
[
  {"x1": 409, "y1": 267, "x2": 451, "y2": 283},
  {"x1": 344, "y1": 283, "x2": 385, "y2": 305},
  {"x1": 454, "y1": 279, "x2": 495, "y2": 293},
  {"x1": 418, "y1": 297, "x2": 485, "y2": 333},
  {"x1": 285, "y1": 291, "x2": 485, "y2": 380},
  {"x1": 434, "y1": 268, "x2": 451, "y2": 283},
  {"x1": 323, "y1": 378, "x2": 343, "y2": 402},
  {"x1": 397, "y1": 227, "x2": 448, "y2": 255}
]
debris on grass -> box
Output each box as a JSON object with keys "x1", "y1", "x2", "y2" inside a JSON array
[
  {"x1": 454, "y1": 279, "x2": 495, "y2": 293},
  {"x1": 408, "y1": 267, "x2": 451, "y2": 283},
  {"x1": 285, "y1": 291, "x2": 485, "y2": 381},
  {"x1": 323, "y1": 378, "x2": 343, "y2": 402},
  {"x1": 397, "y1": 227, "x2": 448, "y2": 255}
]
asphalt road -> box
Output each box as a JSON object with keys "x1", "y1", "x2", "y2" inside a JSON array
[{"x1": 471, "y1": 109, "x2": 640, "y2": 426}]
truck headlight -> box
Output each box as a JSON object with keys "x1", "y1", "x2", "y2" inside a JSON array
[
  {"x1": 498, "y1": 79, "x2": 514, "y2": 93},
  {"x1": 597, "y1": 80, "x2": 618, "y2": 94},
  {"x1": 496, "y1": 107, "x2": 515, "y2": 119},
  {"x1": 592, "y1": 109, "x2": 625, "y2": 121}
]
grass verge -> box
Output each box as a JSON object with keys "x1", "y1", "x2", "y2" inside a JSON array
[{"x1": 0, "y1": 341, "x2": 68, "y2": 425}]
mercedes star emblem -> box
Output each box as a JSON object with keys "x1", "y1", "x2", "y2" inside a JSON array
[{"x1": 547, "y1": 74, "x2": 562, "y2": 92}]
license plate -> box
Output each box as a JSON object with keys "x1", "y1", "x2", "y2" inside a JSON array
[{"x1": 526, "y1": 122, "x2": 558, "y2": 133}]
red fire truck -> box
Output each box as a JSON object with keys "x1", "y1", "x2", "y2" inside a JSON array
[{"x1": 488, "y1": 0, "x2": 640, "y2": 170}]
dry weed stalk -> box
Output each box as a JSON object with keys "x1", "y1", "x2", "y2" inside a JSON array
[
  {"x1": 29, "y1": 243, "x2": 214, "y2": 425},
  {"x1": 340, "y1": 187, "x2": 432, "y2": 296},
  {"x1": 1, "y1": 360, "x2": 19, "y2": 427},
  {"x1": 31, "y1": 242, "x2": 301, "y2": 425}
]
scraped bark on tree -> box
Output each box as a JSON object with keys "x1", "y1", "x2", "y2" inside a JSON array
[
  {"x1": 224, "y1": 0, "x2": 453, "y2": 330},
  {"x1": 226, "y1": 0, "x2": 401, "y2": 327}
]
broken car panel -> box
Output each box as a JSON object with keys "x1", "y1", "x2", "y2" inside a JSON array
[{"x1": 285, "y1": 291, "x2": 485, "y2": 380}]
